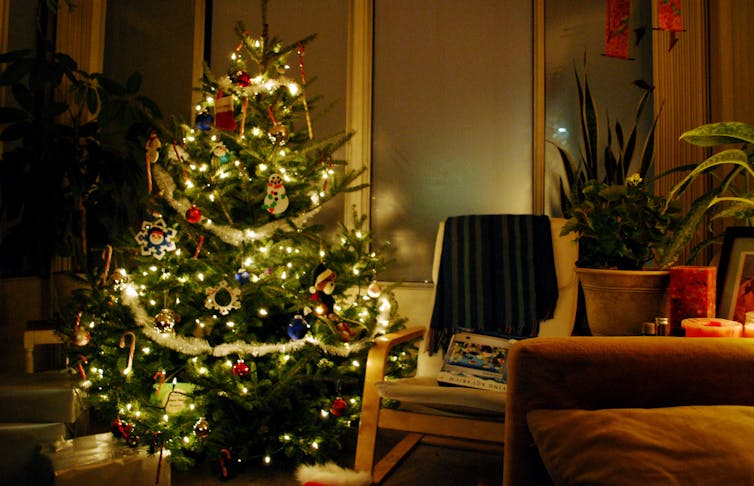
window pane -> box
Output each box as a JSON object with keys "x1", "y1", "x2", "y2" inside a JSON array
[{"x1": 372, "y1": 0, "x2": 534, "y2": 282}]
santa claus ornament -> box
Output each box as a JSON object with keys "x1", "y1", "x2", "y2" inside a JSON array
[{"x1": 309, "y1": 263, "x2": 336, "y2": 316}]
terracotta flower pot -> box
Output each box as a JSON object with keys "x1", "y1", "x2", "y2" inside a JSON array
[{"x1": 576, "y1": 267, "x2": 670, "y2": 336}]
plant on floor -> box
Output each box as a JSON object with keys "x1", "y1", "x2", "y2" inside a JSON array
[
  {"x1": 0, "y1": 7, "x2": 160, "y2": 277},
  {"x1": 59, "y1": 7, "x2": 408, "y2": 474}
]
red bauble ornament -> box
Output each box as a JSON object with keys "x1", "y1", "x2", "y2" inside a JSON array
[
  {"x1": 232, "y1": 360, "x2": 250, "y2": 378},
  {"x1": 330, "y1": 397, "x2": 348, "y2": 417},
  {"x1": 232, "y1": 70, "x2": 252, "y2": 87},
  {"x1": 185, "y1": 205, "x2": 202, "y2": 223}
]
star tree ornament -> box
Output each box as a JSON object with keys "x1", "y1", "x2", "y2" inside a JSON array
[{"x1": 134, "y1": 218, "x2": 177, "y2": 259}]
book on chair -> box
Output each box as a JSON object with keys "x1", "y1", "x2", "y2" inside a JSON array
[{"x1": 436, "y1": 331, "x2": 513, "y2": 392}]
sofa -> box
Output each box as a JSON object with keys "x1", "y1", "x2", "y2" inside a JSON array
[{"x1": 503, "y1": 336, "x2": 754, "y2": 485}]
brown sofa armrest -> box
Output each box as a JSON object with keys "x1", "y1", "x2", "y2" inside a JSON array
[{"x1": 503, "y1": 336, "x2": 754, "y2": 486}]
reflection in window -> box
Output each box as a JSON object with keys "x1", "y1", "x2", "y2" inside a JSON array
[{"x1": 372, "y1": 1, "x2": 534, "y2": 282}]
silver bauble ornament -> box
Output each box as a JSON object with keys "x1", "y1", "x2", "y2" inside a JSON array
[
  {"x1": 72, "y1": 327, "x2": 91, "y2": 347},
  {"x1": 194, "y1": 417, "x2": 210, "y2": 439},
  {"x1": 267, "y1": 122, "x2": 289, "y2": 145},
  {"x1": 367, "y1": 281, "x2": 382, "y2": 298},
  {"x1": 154, "y1": 308, "x2": 177, "y2": 333}
]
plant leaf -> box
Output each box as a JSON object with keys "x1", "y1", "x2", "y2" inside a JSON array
[
  {"x1": 680, "y1": 121, "x2": 754, "y2": 146},
  {"x1": 665, "y1": 149, "x2": 752, "y2": 207}
]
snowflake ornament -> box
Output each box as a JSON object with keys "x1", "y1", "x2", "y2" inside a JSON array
[
  {"x1": 135, "y1": 218, "x2": 177, "y2": 260},
  {"x1": 205, "y1": 280, "x2": 242, "y2": 315}
]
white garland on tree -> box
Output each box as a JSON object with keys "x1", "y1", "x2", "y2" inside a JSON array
[
  {"x1": 152, "y1": 164, "x2": 322, "y2": 246},
  {"x1": 122, "y1": 286, "x2": 380, "y2": 358}
]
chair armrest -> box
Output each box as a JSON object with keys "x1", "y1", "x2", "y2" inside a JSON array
[{"x1": 363, "y1": 327, "x2": 426, "y2": 386}]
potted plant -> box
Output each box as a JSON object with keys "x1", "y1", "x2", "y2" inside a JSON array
[
  {"x1": 0, "y1": 30, "x2": 161, "y2": 317},
  {"x1": 552, "y1": 63, "x2": 676, "y2": 335},
  {"x1": 560, "y1": 121, "x2": 754, "y2": 335},
  {"x1": 551, "y1": 61, "x2": 754, "y2": 335}
]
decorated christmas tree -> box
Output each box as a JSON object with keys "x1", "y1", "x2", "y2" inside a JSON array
[{"x1": 61, "y1": 10, "x2": 407, "y2": 475}]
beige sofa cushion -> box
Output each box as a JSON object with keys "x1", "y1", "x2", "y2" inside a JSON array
[{"x1": 527, "y1": 405, "x2": 754, "y2": 485}]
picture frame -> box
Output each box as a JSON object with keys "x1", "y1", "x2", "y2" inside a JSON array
[{"x1": 717, "y1": 227, "x2": 754, "y2": 322}]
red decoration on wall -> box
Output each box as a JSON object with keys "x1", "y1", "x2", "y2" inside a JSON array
[
  {"x1": 604, "y1": 0, "x2": 631, "y2": 60},
  {"x1": 658, "y1": 0, "x2": 683, "y2": 32},
  {"x1": 669, "y1": 266, "x2": 716, "y2": 336}
]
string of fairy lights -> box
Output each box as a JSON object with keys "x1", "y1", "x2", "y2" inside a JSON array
[{"x1": 72, "y1": 26, "x2": 406, "y2": 472}]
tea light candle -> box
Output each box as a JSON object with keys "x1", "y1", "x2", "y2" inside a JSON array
[{"x1": 682, "y1": 318, "x2": 743, "y2": 337}]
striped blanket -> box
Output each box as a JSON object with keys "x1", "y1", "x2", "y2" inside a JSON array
[{"x1": 426, "y1": 214, "x2": 558, "y2": 354}]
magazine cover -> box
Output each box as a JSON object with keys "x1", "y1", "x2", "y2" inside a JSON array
[{"x1": 436, "y1": 331, "x2": 512, "y2": 392}]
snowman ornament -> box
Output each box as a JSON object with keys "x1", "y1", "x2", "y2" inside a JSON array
[{"x1": 262, "y1": 173, "x2": 289, "y2": 215}]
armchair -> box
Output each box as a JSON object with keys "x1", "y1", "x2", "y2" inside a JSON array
[{"x1": 354, "y1": 216, "x2": 578, "y2": 483}]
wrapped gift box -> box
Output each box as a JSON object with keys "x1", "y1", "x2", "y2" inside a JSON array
[
  {"x1": 669, "y1": 266, "x2": 717, "y2": 335},
  {"x1": 33, "y1": 432, "x2": 170, "y2": 485}
]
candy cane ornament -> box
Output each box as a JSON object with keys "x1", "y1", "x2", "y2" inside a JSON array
[
  {"x1": 119, "y1": 331, "x2": 136, "y2": 376},
  {"x1": 153, "y1": 370, "x2": 167, "y2": 393},
  {"x1": 100, "y1": 244, "x2": 112, "y2": 286},
  {"x1": 77, "y1": 355, "x2": 88, "y2": 380}
]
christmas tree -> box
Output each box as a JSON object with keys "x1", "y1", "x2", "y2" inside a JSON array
[{"x1": 61, "y1": 10, "x2": 407, "y2": 475}]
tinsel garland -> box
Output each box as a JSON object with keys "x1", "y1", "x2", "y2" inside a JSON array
[
  {"x1": 122, "y1": 288, "x2": 373, "y2": 357},
  {"x1": 152, "y1": 165, "x2": 322, "y2": 245}
]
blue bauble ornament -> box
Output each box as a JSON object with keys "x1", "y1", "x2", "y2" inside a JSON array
[
  {"x1": 195, "y1": 111, "x2": 213, "y2": 131},
  {"x1": 287, "y1": 315, "x2": 309, "y2": 340},
  {"x1": 234, "y1": 269, "x2": 251, "y2": 285}
]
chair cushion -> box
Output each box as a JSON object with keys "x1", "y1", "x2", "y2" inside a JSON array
[
  {"x1": 526, "y1": 405, "x2": 754, "y2": 485},
  {"x1": 375, "y1": 377, "x2": 506, "y2": 416}
]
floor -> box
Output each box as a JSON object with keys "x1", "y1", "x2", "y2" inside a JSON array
[{"x1": 171, "y1": 431, "x2": 504, "y2": 486}]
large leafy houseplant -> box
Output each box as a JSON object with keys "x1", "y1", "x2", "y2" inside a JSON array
[
  {"x1": 553, "y1": 64, "x2": 673, "y2": 270},
  {"x1": 0, "y1": 39, "x2": 161, "y2": 277},
  {"x1": 562, "y1": 175, "x2": 680, "y2": 270},
  {"x1": 655, "y1": 121, "x2": 754, "y2": 269}
]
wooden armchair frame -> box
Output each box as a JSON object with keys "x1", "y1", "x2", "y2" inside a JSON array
[{"x1": 354, "y1": 326, "x2": 506, "y2": 483}]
